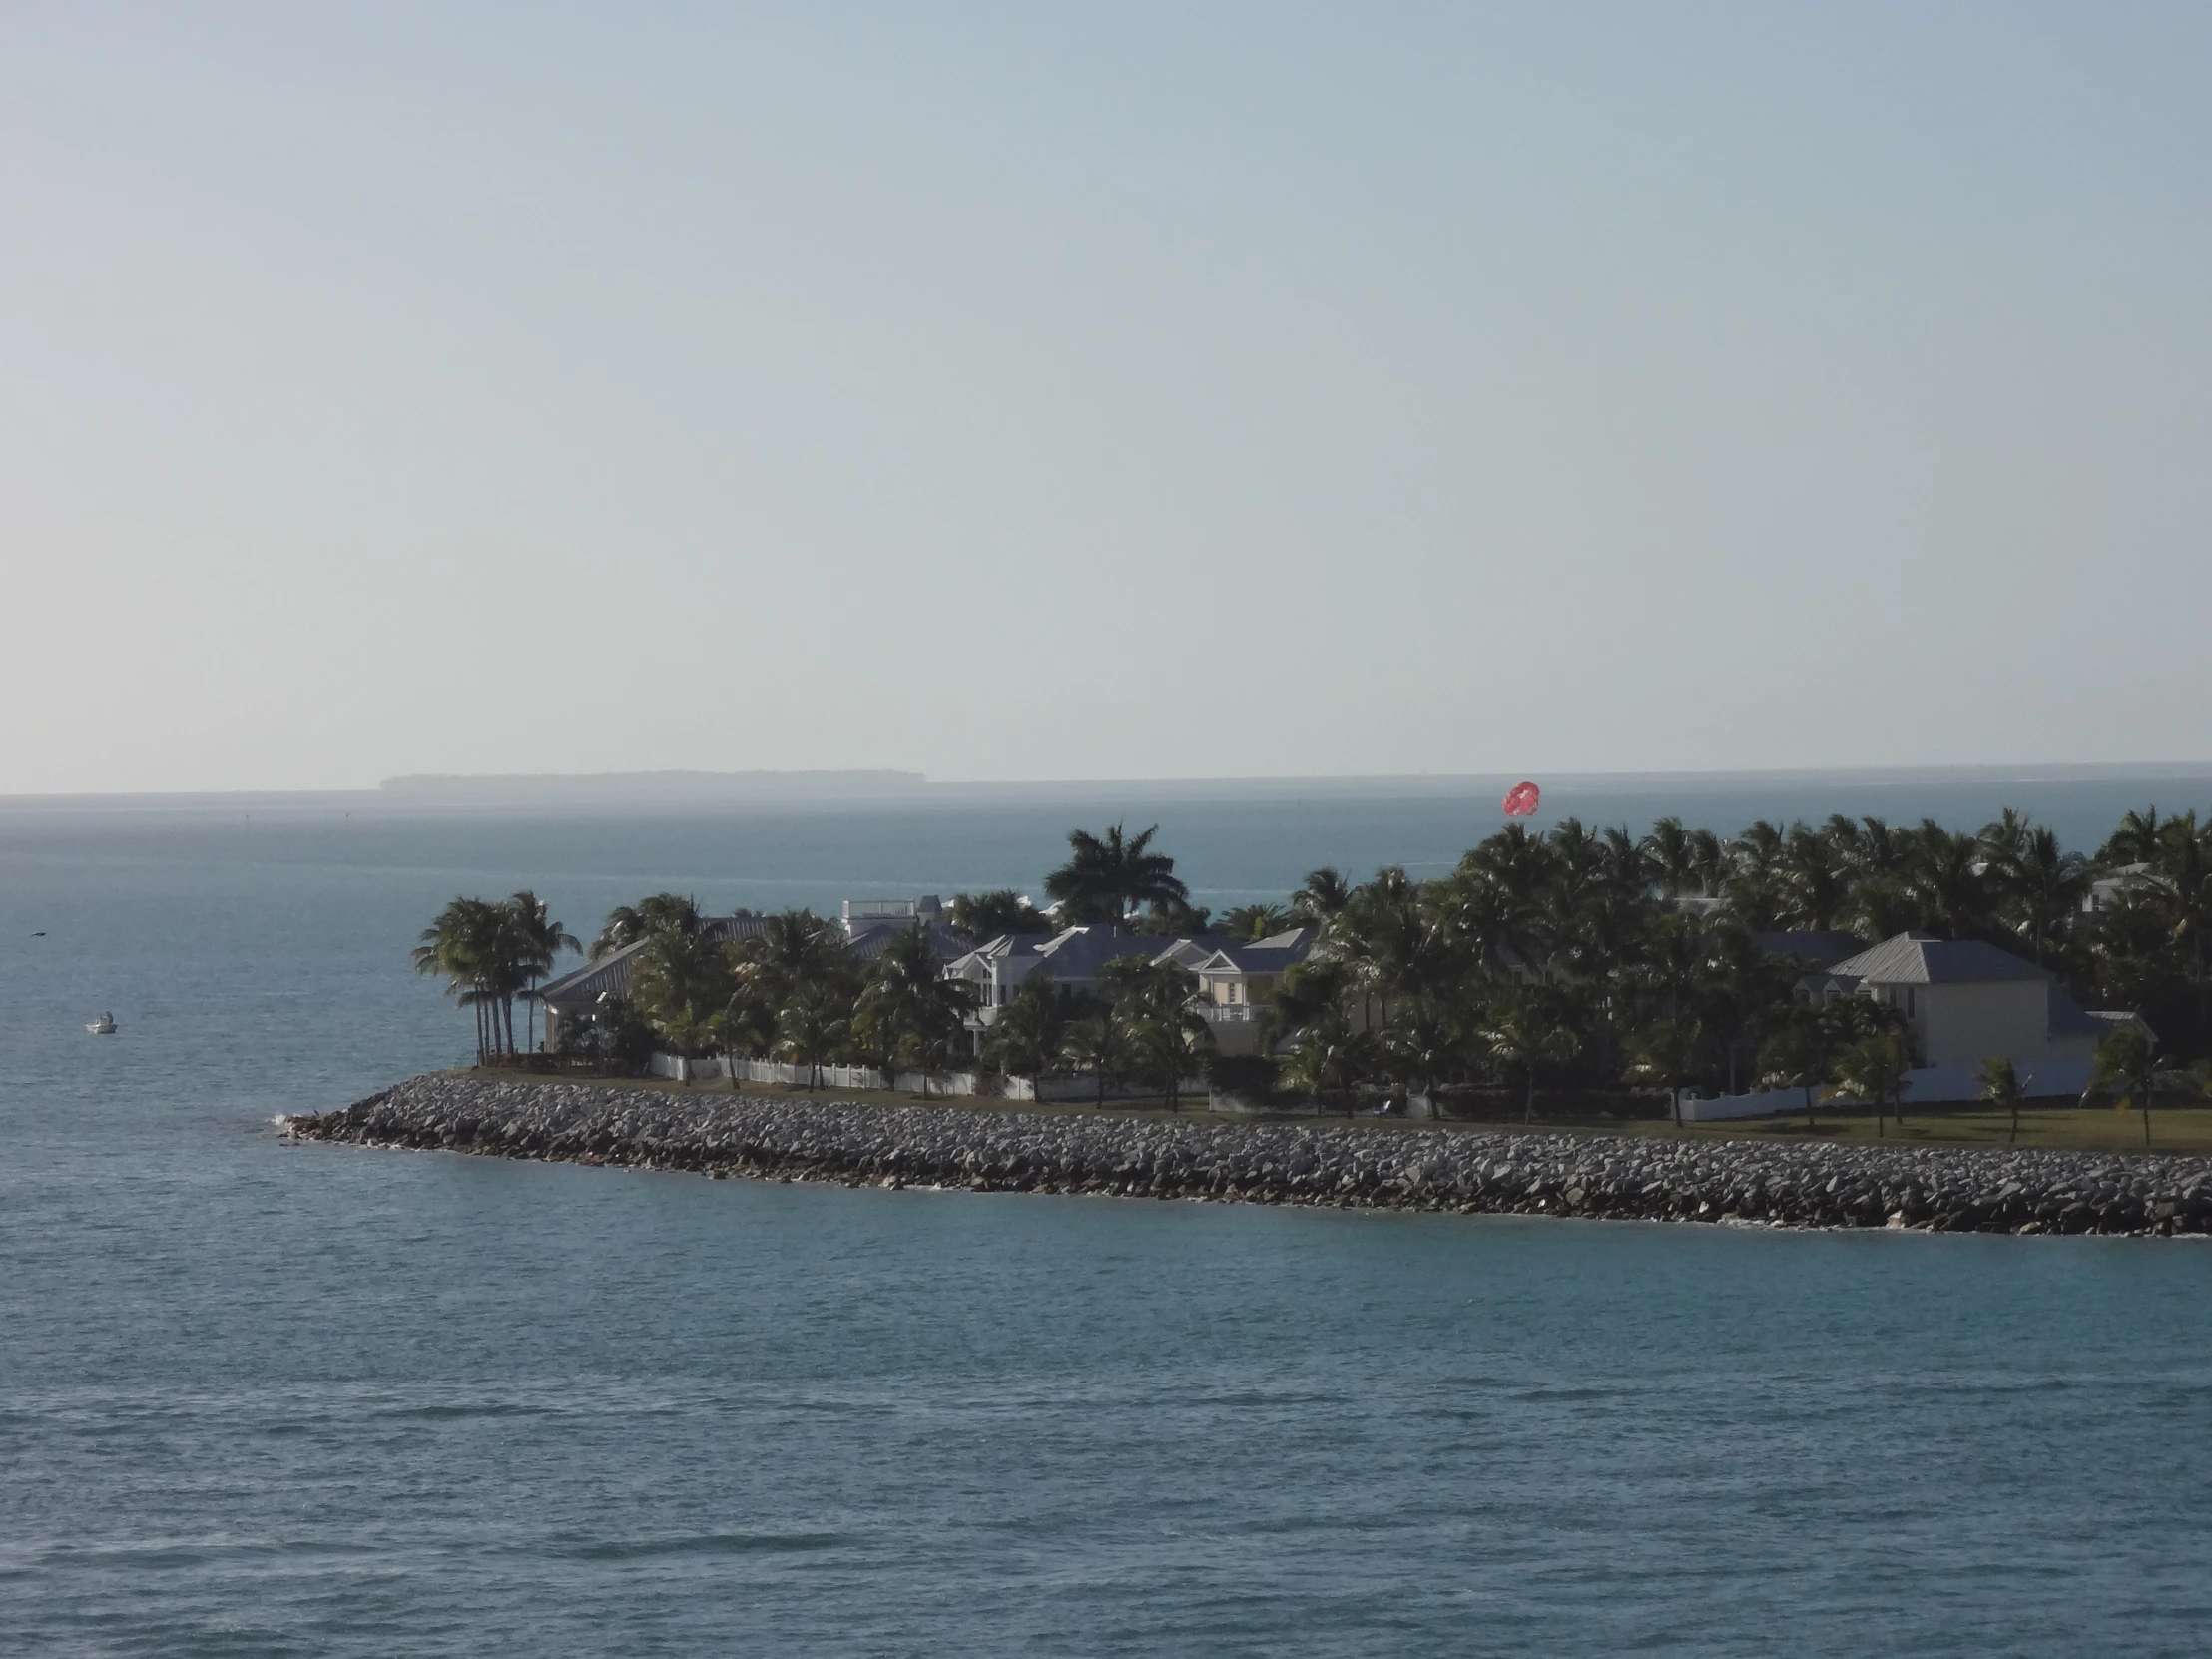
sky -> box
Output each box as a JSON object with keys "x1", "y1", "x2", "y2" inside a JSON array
[{"x1": 3, "y1": 2, "x2": 2209, "y2": 793}]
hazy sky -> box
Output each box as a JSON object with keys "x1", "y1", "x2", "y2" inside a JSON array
[{"x1": 4, "y1": 3, "x2": 2208, "y2": 792}]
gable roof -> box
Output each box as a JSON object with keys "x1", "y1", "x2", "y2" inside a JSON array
[
  {"x1": 844, "y1": 921, "x2": 966, "y2": 962},
  {"x1": 539, "y1": 940, "x2": 647, "y2": 1009},
  {"x1": 1191, "y1": 927, "x2": 1318, "y2": 976},
  {"x1": 1823, "y1": 931, "x2": 2047, "y2": 986}
]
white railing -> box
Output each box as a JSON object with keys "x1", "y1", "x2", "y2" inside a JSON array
[{"x1": 649, "y1": 1053, "x2": 1183, "y2": 1102}]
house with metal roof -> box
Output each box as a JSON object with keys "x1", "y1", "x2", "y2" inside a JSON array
[
  {"x1": 1185, "y1": 927, "x2": 1317, "y2": 1055},
  {"x1": 1187, "y1": 926, "x2": 1315, "y2": 1008},
  {"x1": 945, "y1": 925, "x2": 1231, "y2": 1018},
  {"x1": 1806, "y1": 930, "x2": 2142, "y2": 1074}
]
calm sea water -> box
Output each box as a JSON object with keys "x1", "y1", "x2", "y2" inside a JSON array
[{"x1": 5, "y1": 776, "x2": 2212, "y2": 1656}]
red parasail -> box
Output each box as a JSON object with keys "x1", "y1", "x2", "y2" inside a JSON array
[{"x1": 1501, "y1": 780, "x2": 1541, "y2": 818}]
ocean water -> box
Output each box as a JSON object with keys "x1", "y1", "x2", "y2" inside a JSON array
[{"x1": 5, "y1": 776, "x2": 2212, "y2": 1656}]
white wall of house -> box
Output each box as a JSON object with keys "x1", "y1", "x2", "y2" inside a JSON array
[{"x1": 1917, "y1": 980, "x2": 2055, "y2": 1067}]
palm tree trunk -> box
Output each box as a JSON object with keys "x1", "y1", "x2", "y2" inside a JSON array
[{"x1": 1524, "y1": 1066, "x2": 1535, "y2": 1125}]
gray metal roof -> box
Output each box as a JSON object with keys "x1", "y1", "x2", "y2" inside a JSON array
[
  {"x1": 539, "y1": 940, "x2": 646, "y2": 1009},
  {"x1": 1190, "y1": 928, "x2": 1317, "y2": 975},
  {"x1": 844, "y1": 921, "x2": 966, "y2": 962},
  {"x1": 1823, "y1": 931, "x2": 2047, "y2": 986}
]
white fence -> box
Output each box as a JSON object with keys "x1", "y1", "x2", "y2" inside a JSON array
[
  {"x1": 1677, "y1": 1057, "x2": 2102, "y2": 1121},
  {"x1": 647, "y1": 1053, "x2": 1151, "y2": 1101},
  {"x1": 1676, "y1": 1086, "x2": 1824, "y2": 1122}
]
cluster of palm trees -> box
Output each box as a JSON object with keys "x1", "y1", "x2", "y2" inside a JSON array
[
  {"x1": 575, "y1": 896, "x2": 978, "y2": 1091},
  {"x1": 415, "y1": 805, "x2": 2211, "y2": 1116},
  {"x1": 413, "y1": 893, "x2": 580, "y2": 1063},
  {"x1": 1251, "y1": 806, "x2": 2212, "y2": 1115},
  {"x1": 975, "y1": 957, "x2": 1214, "y2": 1109}
]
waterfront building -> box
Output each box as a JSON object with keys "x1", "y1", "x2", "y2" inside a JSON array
[{"x1": 1807, "y1": 931, "x2": 2137, "y2": 1071}]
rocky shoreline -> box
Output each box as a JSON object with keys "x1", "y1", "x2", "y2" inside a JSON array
[{"x1": 283, "y1": 1075, "x2": 2212, "y2": 1237}]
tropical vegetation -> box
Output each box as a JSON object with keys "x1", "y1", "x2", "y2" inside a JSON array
[
  {"x1": 413, "y1": 892, "x2": 580, "y2": 1063},
  {"x1": 414, "y1": 806, "x2": 2212, "y2": 1116}
]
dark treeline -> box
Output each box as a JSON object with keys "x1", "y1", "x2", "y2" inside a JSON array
[
  {"x1": 1252, "y1": 806, "x2": 2207, "y2": 1120},
  {"x1": 412, "y1": 806, "x2": 2211, "y2": 1115}
]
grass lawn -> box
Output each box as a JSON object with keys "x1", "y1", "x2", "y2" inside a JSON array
[
  {"x1": 458, "y1": 1070, "x2": 2212, "y2": 1155},
  {"x1": 1639, "y1": 1101, "x2": 2212, "y2": 1154}
]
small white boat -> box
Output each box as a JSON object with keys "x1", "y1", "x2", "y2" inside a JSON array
[{"x1": 87, "y1": 1013, "x2": 117, "y2": 1035}]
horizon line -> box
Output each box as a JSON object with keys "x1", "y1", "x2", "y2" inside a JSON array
[{"x1": 6, "y1": 758, "x2": 2212, "y2": 807}]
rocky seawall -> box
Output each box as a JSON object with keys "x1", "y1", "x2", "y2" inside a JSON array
[{"x1": 285, "y1": 1075, "x2": 2212, "y2": 1237}]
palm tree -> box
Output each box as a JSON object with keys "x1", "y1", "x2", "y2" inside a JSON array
[
  {"x1": 1780, "y1": 823, "x2": 1852, "y2": 932},
  {"x1": 1988, "y1": 824, "x2": 2085, "y2": 966},
  {"x1": 1716, "y1": 822, "x2": 1789, "y2": 930},
  {"x1": 1906, "y1": 822, "x2": 1995, "y2": 940},
  {"x1": 1685, "y1": 827, "x2": 1727, "y2": 899},
  {"x1": 1476, "y1": 992, "x2": 1577, "y2": 1124},
  {"x1": 733, "y1": 909, "x2": 848, "y2": 1012},
  {"x1": 1848, "y1": 816, "x2": 1916, "y2": 884},
  {"x1": 945, "y1": 890, "x2": 1042, "y2": 943},
  {"x1": 1043, "y1": 823, "x2": 1187, "y2": 927},
  {"x1": 503, "y1": 891, "x2": 579, "y2": 1052},
  {"x1": 1061, "y1": 1005, "x2": 1133, "y2": 1106},
  {"x1": 852, "y1": 924, "x2": 977, "y2": 1096},
  {"x1": 1754, "y1": 1008, "x2": 1825, "y2": 1130},
  {"x1": 1640, "y1": 816, "x2": 1701, "y2": 898},
  {"x1": 2085, "y1": 1023, "x2": 2157, "y2": 1147},
  {"x1": 628, "y1": 923, "x2": 737, "y2": 1071},
  {"x1": 1597, "y1": 825, "x2": 1650, "y2": 900},
  {"x1": 775, "y1": 984, "x2": 849, "y2": 1090},
  {"x1": 1291, "y1": 867, "x2": 1352, "y2": 922},
  {"x1": 590, "y1": 893, "x2": 702, "y2": 959},
  {"x1": 981, "y1": 978, "x2": 1073, "y2": 1079},
  {"x1": 1626, "y1": 1016, "x2": 1703, "y2": 1129},
  {"x1": 1457, "y1": 825, "x2": 1557, "y2": 973},
  {"x1": 708, "y1": 990, "x2": 776, "y2": 1087},
  {"x1": 1099, "y1": 956, "x2": 1213, "y2": 1111},
  {"x1": 1277, "y1": 1007, "x2": 1372, "y2": 1115},
  {"x1": 1322, "y1": 865, "x2": 1445, "y2": 1034},
  {"x1": 1132, "y1": 895, "x2": 1214, "y2": 936},
  {"x1": 1977, "y1": 1056, "x2": 2031, "y2": 1145},
  {"x1": 1223, "y1": 903, "x2": 1294, "y2": 942},
  {"x1": 1262, "y1": 957, "x2": 1354, "y2": 1056},
  {"x1": 1830, "y1": 1029, "x2": 1913, "y2": 1138},
  {"x1": 2098, "y1": 807, "x2": 2164, "y2": 869},
  {"x1": 2146, "y1": 814, "x2": 2212, "y2": 1034},
  {"x1": 413, "y1": 897, "x2": 502, "y2": 1064},
  {"x1": 1382, "y1": 996, "x2": 1459, "y2": 1112}
]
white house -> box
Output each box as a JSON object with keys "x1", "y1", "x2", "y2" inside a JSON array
[
  {"x1": 1805, "y1": 930, "x2": 2145, "y2": 1100},
  {"x1": 1185, "y1": 927, "x2": 1316, "y2": 1056},
  {"x1": 945, "y1": 926, "x2": 1231, "y2": 1017}
]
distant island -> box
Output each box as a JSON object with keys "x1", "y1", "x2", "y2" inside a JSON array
[{"x1": 378, "y1": 769, "x2": 929, "y2": 805}]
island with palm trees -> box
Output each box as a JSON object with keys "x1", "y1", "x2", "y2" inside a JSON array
[
  {"x1": 410, "y1": 805, "x2": 2211, "y2": 1144},
  {"x1": 300, "y1": 800, "x2": 2212, "y2": 1238}
]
